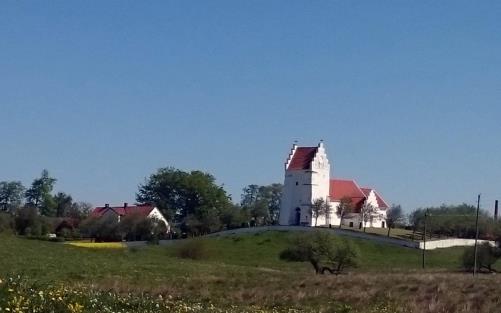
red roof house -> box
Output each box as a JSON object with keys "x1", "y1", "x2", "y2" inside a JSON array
[{"x1": 90, "y1": 203, "x2": 170, "y2": 232}]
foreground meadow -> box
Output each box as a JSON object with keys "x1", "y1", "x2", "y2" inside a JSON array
[{"x1": 0, "y1": 231, "x2": 499, "y2": 312}]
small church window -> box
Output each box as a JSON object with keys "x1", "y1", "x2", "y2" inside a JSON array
[{"x1": 295, "y1": 181, "x2": 299, "y2": 186}]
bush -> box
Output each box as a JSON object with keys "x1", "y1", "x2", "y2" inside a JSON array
[
  {"x1": 80, "y1": 215, "x2": 121, "y2": 242},
  {"x1": 175, "y1": 239, "x2": 211, "y2": 260},
  {"x1": 14, "y1": 207, "x2": 51, "y2": 236},
  {"x1": 279, "y1": 246, "x2": 309, "y2": 262},
  {"x1": 0, "y1": 213, "x2": 14, "y2": 233},
  {"x1": 462, "y1": 242, "x2": 500, "y2": 273},
  {"x1": 278, "y1": 231, "x2": 358, "y2": 274}
]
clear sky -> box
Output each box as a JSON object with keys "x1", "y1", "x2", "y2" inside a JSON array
[{"x1": 1, "y1": 1, "x2": 500, "y2": 213}]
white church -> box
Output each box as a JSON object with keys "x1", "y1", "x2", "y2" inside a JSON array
[{"x1": 279, "y1": 141, "x2": 389, "y2": 228}]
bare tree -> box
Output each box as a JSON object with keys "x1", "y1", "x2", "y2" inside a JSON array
[
  {"x1": 337, "y1": 197, "x2": 354, "y2": 229},
  {"x1": 310, "y1": 198, "x2": 331, "y2": 227},
  {"x1": 386, "y1": 204, "x2": 404, "y2": 237},
  {"x1": 359, "y1": 203, "x2": 377, "y2": 232}
]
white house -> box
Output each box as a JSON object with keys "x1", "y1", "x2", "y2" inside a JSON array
[
  {"x1": 279, "y1": 142, "x2": 389, "y2": 228},
  {"x1": 91, "y1": 203, "x2": 170, "y2": 233}
]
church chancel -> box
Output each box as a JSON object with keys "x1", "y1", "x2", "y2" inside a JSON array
[{"x1": 279, "y1": 141, "x2": 389, "y2": 228}]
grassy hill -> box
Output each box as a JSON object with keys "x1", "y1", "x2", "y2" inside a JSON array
[{"x1": 0, "y1": 230, "x2": 498, "y2": 312}]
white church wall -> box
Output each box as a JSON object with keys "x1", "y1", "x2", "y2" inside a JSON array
[
  {"x1": 365, "y1": 190, "x2": 379, "y2": 208},
  {"x1": 279, "y1": 170, "x2": 313, "y2": 225},
  {"x1": 309, "y1": 143, "x2": 331, "y2": 226},
  {"x1": 327, "y1": 201, "x2": 341, "y2": 226}
]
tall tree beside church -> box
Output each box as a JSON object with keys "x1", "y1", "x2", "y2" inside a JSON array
[
  {"x1": 25, "y1": 169, "x2": 57, "y2": 216},
  {"x1": 0, "y1": 181, "x2": 25, "y2": 212},
  {"x1": 136, "y1": 167, "x2": 232, "y2": 233},
  {"x1": 260, "y1": 183, "x2": 282, "y2": 223},
  {"x1": 337, "y1": 197, "x2": 354, "y2": 229},
  {"x1": 241, "y1": 185, "x2": 260, "y2": 208},
  {"x1": 240, "y1": 183, "x2": 283, "y2": 225}
]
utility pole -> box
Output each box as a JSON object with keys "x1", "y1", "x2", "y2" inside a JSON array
[
  {"x1": 473, "y1": 194, "x2": 481, "y2": 277},
  {"x1": 422, "y1": 210, "x2": 428, "y2": 269}
]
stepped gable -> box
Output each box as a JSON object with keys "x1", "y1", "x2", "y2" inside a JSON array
[{"x1": 361, "y1": 188, "x2": 389, "y2": 209}]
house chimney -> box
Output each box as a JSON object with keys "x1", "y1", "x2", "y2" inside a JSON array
[
  {"x1": 495, "y1": 200, "x2": 499, "y2": 221},
  {"x1": 105, "y1": 203, "x2": 109, "y2": 208},
  {"x1": 124, "y1": 202, "x2": 128, "y2": 209}
]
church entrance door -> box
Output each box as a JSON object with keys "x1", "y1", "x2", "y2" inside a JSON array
[{"x1": 295, "y1": 208, "x2": 301, "y2": 225}]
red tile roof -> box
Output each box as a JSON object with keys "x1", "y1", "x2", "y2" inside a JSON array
[
  {"x1": 329, "y1": 179, "x2": 367, "y2": 212},
  {"x1": 91, "y1": 204, "x2": 155, "y2": 218},
  {"x1": 287, "y1": 147, "x2": 318, "y2": 170}
]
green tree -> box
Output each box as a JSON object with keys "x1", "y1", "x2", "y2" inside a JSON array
[
  {"x1": 118, "y1": 212, "x2": 167, "y2": 241},
  {"x1": 241, "y1": 184, "x2": 260, "y2": 208},
  {"x1": 386, "y1": 204, "x2": 404, "y2": 237},
  {"x1": 66, "y1": 202, "x2": 92, "y2": 220},
  {"x1": 14, "y1": 206, "x2": 50, "y2": 236},
  {"x1": 54, "y1": 192, "x2": 73, "y2": 217},
  {"x1": 0, "y1": 181, "x2": 24, "y2": 212},
  {"x1": 279, "y1": 231, "x2": 358, "y2": 274},
  {"x1": 136, "y1": 167, "x2": 231, "y2": 235},
  {"x1": 25, "y1": 169, "x2": 57, "y2": 216},
  {"x1": 337, "y1": 197, "x2": 354, "y2": 229},
  {"x1": 250, "y1": 199, "x2": 269, "y2": 226},
  {"x1": 240, "y1": 183, "x2": 283, "y2": 225},
  {"x1": 80, "y1": 215, "x2": 120, "y2": 242},
  {"x1": 409, "y1": 204, "x2": 494, "y2": 240},
  {"x1": 258, "y1": 184, "x2": 283, "y2": 224},
  {"x1": 219, "y1": 204, "x2": 246, "y2": 229}
]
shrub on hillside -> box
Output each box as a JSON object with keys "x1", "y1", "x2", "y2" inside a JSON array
[
  {"x1": 462, "y1": 242, "x2": 501, "y2": 273},
  {"x1": 14, "y1": 207, "x2": 50, "y2": 236},
  {"x1": 175, "y1": 239, "x2": 211, "y2": 260},
  {"x1": 279, "y1": 231, "x2": 359, "y2": 274},
  {"x1": 0, "y1": 213, "x2": 14, "y2": 233},
  {"x1": 279, "y1": 247, "x2": 309, "y2": 262}
]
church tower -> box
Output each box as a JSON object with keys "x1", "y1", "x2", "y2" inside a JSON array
[{"x1": 279, "y1": 141, "x2": 331, "y2": 226}]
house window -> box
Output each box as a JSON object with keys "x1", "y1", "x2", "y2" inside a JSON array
[{"x1": 349, "y1": 222, "x2": 354, "y2": 228}]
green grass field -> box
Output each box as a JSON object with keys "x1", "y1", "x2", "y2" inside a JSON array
[{"x1": 0, "y1": 230, "x2": 498, "y2": 312}]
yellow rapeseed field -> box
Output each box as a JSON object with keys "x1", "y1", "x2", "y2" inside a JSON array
[{"x1": 66, "y1": 242, "x2": 126, "y2": 249}]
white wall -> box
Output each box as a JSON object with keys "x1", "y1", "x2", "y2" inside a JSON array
[
  {"x1": 419, "y1": 239, "x2": 495, "y2": 250},
  {"x1": 148, "y1": 207, "x2": 170, "y2": 233}
]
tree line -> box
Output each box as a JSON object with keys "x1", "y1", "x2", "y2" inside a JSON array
[
  {"x1": 136, "y1": 167, "x2": 283, "y2": 236},
  {"x1": 3, "y1": 167, "x2": 496, "y2": 241},
  {"x1": 0, "y1": 169, "x2": 91, "y2": 218},
  {"x1": 408, "y1": 204, "x2": 501, "y2": 240},
  {"x1": 0, "y1": 170, "x2": 92, "y2": 237}
]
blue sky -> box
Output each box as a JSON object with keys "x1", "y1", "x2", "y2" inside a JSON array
[{"x1": 1, "y1": 1, "x2": 500, "y2": 212}]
